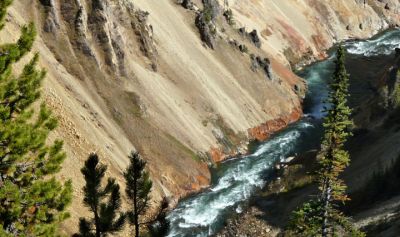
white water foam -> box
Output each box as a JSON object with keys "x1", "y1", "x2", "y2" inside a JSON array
[
  {"x1": 167, "y1": 127, "x2": 302, "y2": 237},
  {"x1": 345, "y1": 30, "x2": 400, "y2": 56},
  {"x1": 167, "y1": 29, "x2": 400, "y2": 237}
]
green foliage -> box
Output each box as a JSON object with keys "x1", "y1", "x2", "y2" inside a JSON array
[
  {"x1": 124, "y1": 151, "x2": 153, "y2": 237},
  {"x1": 280, "y1": 173, "x2": 315, "y2": 193},
  {"x1": 287, "y1": 201, "x2": 365, "y2": 237},
  {"x1": 0, "y1": 22, "x2": 36, "y2": 78},
  {"x1": 317, "y1": 45, "x2": 356, "y2": 236},
  {"x1": 203, "y1": 6, "x2": 213, "y2": 24},
  {"x1": 76, "y1": 151, "x2": 170, "y2": 237},
  {"x1": 0, "y1": 2, "x2": 71, "y2": 236},
  {"x1": 319, "y1": 45, "x2": 353, "y2": 202},
  {"x1": 223, "y1": 9, "x2": 235, "y2": 26},
  {"x1": 0, "y1": 0, "x2": 12, "y2": 31},
  {"x1": 147, "y1": 197, "x2": 170, "y2": 237},
  {"x1": 288, "y1": 200, "x2": 324, "y2": 236},
  {"x1": 330, "y1": 209, "x2": 365, "y2": 237},
  {"x1": 75, "y1": 154, "x2": 125, "y2": 237},
  {"x1": 287, "y1": 46, "x2": 363, "y2": 236}
]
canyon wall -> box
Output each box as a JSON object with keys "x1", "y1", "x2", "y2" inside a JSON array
[
  {"x1": 227, "y1": 0, "x2": 400, "y2": 67},
  {"x1": 1, "y1": 0, "x2": 399, "y2": 234}
]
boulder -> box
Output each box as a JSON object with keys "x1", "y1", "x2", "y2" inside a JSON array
[
  {"x1": 250, "y1": 54, "x2": 258, "y2": 71},
  {"x1": 238, "y1": 44, "x2": 248, "y2": 53},
  {"x1": 250, "y1": 55, "x2": 274, "y2": 79},
  {"x1": 249, "y1": 29, "x2": 261, "y2": 48},
  {"x1": 181, "y1": 0, "x2": 194, "y2": 9},
  {"x1": 238, "y1": 27, "x2": 246, "y2": 36},
  {"x1": 257, "y1": 57, "x2": 273, "y2": 80}
]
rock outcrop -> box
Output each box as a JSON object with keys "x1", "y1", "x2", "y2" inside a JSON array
[
  {"x1": 226, "y1": 0, "x2": 400, "y2": 68},
  {"x1": 194, "y1": 0, "x2": 220, "y2": 49},
  {"x1": 195, "y1": 11, "x2": 216, "y2": 49},
  {"x1": 251, "y1": 55, "x2": 274, "y2": 80},
  {"x1": 181, "y1": 0, "x2": 194, "y2": 10},
  {"x1": 248, "y1": 108, "x2": 303, "y2": 141}
]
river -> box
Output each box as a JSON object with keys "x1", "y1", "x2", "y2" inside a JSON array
[{"x1": 167, "y1": 29, "x2": 400, "y2": 237}]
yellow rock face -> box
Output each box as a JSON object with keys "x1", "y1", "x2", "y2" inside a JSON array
[{"x1": 2, "y1": 0, "x2": 399, "y2": 234}]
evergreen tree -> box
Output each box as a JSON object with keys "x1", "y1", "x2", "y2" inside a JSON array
[
  {"x1": 124, "y1": 151, "x2": 153, "y2": 237},
  {"x1": 318, "y1": 44, "x2": 353, "y2": 236},
  {"x1": 0, "y1": 1, "x2": 72, "y2": 236},
  {"x1": 75, "y1": 153, "x2": 125, "y2": 237},
  {"x1": 147, "y1": 197, "x2": 170, "y2": 237},
  {"x1": 287, "y1": 46, "x2": 364, "y2": 237}
]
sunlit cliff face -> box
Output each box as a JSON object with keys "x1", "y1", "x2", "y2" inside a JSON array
[{"x1": 3, "y1": 0, "x2": 399, "y2": 234}]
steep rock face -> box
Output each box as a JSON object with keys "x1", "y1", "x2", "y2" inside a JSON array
[
  {"x1": 378, "y1": 49, "x2": 400, "y2": 110},
  {"x1": 353, "y1": 48, "x2": 400, "y2": 128},
  {"x1": 2, "y1": 0, "x2": 400, "y2": 234},
  {"x1": 226, "y1": 0, "x2": 400, "y2": 67}
]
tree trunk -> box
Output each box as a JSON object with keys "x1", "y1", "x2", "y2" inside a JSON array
[
  {"x1": 94, "y1": 206, "x2": 101, "y2": 237},
  {"x1": 135, "y1": 212, "x2": 139, "y2": 237},
  {"x1": 321, "y1": 178, "x2": 331, "y2": 237},
  {"x1": 134, "y1": 176, "x2": 139, "y2": 237}
]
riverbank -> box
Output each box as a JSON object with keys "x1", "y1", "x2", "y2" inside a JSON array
[
  {"x1": 215, "y1": 30, "x2": 400, "y2": 237},
  {"x1": 215, "y1": 150, "x2": 319, "y2": 237},
  {"x1": 166, "y1": 28, "x2": 400, "y2": 236}
]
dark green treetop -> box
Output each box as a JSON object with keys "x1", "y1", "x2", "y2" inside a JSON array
[
  {"x1": 147, "y1": 197, "x2": 170, "y2": 237},
  {"x1": 124, "y1": 151, "x2": 153, "y2": 237},
  {"x1": 75, "y1": 153, "x2": 126, "y2": 237}
]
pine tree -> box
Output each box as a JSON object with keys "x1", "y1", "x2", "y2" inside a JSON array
[
  {"x1": 287, "y1": 46, "x2": 364, "y2": 237},
  {"x1": 318, "y1": 44, "x2": 353, "y2": 236},
  {"x1": 147, "y1": 197, "x2": 170, "y2": 237},
  {"x1": 0, "y1": 1, "x2": 72, "y2": 236},
  {"x1": 124, "y1": 151, "x2": 153, "y2": 237},
  {"x1": 75, "y1": 153, "x2": 125, "y2": 237}
]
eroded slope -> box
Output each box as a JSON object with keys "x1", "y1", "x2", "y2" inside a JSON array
[{"x1": 2, "y1": 0, "x2": 399, "y2": 234}]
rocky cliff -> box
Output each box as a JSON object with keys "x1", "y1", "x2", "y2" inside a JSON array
[
  {"x1": 2, "y1": 0, "x2": 400, "y2": 234},
  {"x1": 215, "y1": 45, "x2": 400, "y2": 237}
]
